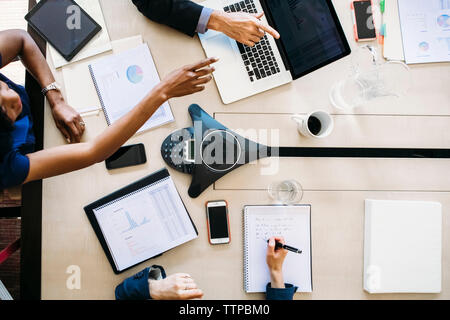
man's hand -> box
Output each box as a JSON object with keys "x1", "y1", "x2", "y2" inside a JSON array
[
  {"x1": 149, "y1": 273, "x2": 204, "y2": 300},
  {"x1": 208, "y1": 11, "x2": 280, "y2": 47},
  {"x1": 50, "y1": 101, "x2": 85, "y2": 144},
  {"x1": 266, "y1": 236, "x2": 288, "y2": 289}
]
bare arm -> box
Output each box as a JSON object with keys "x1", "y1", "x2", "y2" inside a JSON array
[
  {"x1": 0, "y1": 29, "x2": 84, "y2": 143},
  {"x1": 24, "y1": 57, "x2": 217, "y2": 183}
]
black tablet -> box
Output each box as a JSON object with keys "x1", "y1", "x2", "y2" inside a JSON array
[
  {"x1": 25, "y1": 0, "x2": 101, "y2": 61},
  {"x1": 262, "y1": 0, "x2": 351, "y2": 80}
]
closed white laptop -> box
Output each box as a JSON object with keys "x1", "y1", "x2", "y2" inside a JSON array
[
  {"x1": 364, "y1": 199, "x2": 442, "y2": 293},
  {"x1": 199, "y1": 0, "x2": 351, "y2": 104}
]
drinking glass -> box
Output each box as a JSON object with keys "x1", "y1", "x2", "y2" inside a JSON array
[
  {"x1": 268, "y1": 180, "x2": 303, "y2": 204},
  {"x1": 330, "y1": 61, "x2": 411, "y2": 110},
  {"x1": 329, "y1": 46, "x2": 411, "y2": 110}
]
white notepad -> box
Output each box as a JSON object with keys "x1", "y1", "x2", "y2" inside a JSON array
[
  {"x1": 243, "y1": 205, "x2": 312, "y2": 293},
  {"x1": 383, "y1": 0, "x2": 405, "y2": 61},
  {"x1": 89, "y1": 44, "x2": 174, "y2": 134},
  {"x1": 364, "y1": 199, "x2": 442, "y2": 293}
]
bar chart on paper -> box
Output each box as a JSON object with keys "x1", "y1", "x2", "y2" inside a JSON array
[{"x1": 93, "y1": 176, "x2": 198, "y2": 271}]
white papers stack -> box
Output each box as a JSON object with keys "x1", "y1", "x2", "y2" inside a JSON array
[
  {"x1": 364, "y1": 199, "x2": 442, "y2": 293},
  {"x1": 398, "y1": 0, "x2": 450, "y2": 64},
  {"x1": 383, "y1": 0, "x2": 405, "y2": 61},
  {"x1": 88, "y1": 44, "x2": 174, "y2": 133}
]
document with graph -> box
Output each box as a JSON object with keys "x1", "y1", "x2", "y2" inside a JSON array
[
  {"x1": 398, "y1": 0, "x2": 450, "y2": 64},
  {"x1": 88, "y1": 43, "x2": 174, "y2": 134},
  {"x1": 84, "y1": 169, "x2": 198, "y2": 273}
]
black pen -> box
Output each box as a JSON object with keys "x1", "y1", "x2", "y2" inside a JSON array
[{"x1": 266, "y1": 239, "x2": 302, "y2": 254}]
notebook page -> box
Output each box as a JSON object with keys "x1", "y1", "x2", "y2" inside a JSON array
[
  {"x1": 245, "y1": 206, "x2": 312, "y2": 293},
  {"x1": 93, "y1": 176, "x2": 197, "y2": 272},
  {"x1": 89, "y1": 44, "x2": 174, "y2": 133}
]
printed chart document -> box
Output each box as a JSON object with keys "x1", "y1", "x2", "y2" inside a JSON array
[
  {"x1": 243, "y1": 205, "x2": 312, "y2": 293},
  {"x1": 89, "y1": 44, "x2": 174, "y2": 133},
  {"x1": 61, "y1": 35, "x2": 143, "y2": 112},
  {"x1": 92, "y1": 175, "x2": 197, "y2": 272},
  {"x1": 44, "y1": 0, "x2": 113, "y2": 68},
  {"x1": 398, "y1": 0, "x2": 450, "y2": 64}
]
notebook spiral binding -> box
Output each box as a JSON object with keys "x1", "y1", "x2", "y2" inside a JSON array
[
  {"x1": 95, "y1": 176, "x2": 170, "y2": 211},
  {"x1": 243, "y1": 209, "x2": 249, "y2": 291},
  {"x1": 88, "y1": 64, "x2": 110, "y2": 125}
]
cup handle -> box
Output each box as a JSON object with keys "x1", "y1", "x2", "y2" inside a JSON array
[{"x1": 291, "y1": 115, "x2": 303, "y2": 125}]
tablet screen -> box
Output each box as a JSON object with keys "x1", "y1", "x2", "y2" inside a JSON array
[
  {"x1": 265, "y1": 0, "x2": 350, "y2": 79},
  {"x1": 26, "y1": 0, "x2": 100, "y2": 60}
]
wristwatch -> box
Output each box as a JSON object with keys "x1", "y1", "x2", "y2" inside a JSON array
[{"x1": 41, "y1": 82, "x2": 61, "y2": 96}]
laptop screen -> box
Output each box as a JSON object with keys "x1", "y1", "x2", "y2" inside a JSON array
[{"x1": 264, "y1": 0, "x2": 351, "y2": 79}]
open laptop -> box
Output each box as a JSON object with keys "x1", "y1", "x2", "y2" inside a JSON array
[{"x1": 199, "y1": 0, "x2": 351, "y2": 104}]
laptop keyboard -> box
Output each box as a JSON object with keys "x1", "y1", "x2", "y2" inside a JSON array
[{"x1": 224, "y1": 0, "x2": 281, "y2": 82}]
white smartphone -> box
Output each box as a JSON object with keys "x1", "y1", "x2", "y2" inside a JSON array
[{"x1": 206, "y1": 200, "x2": 230, "y2": 245}]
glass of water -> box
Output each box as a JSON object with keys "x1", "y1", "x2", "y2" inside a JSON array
[{"x1": 268, "y1": 180, "x2": 303, "y2": 205}]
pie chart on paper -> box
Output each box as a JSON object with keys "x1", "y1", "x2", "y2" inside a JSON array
[
  {"x1": 437, "y1": 14, "x2": 450, "y2": 28},
  {"x1": 126, "y1": 65, "x2": 144, "y2": 84}
]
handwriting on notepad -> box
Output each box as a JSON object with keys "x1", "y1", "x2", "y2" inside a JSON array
[{"x1": 254, "y1": 216, "x2": 295, "y2": 240}]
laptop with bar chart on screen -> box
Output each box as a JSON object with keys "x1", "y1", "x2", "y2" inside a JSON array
[{"x1": 84, "y1": 169, "x2": 198, "y2": 274}]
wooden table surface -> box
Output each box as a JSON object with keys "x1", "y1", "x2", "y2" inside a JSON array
[{"x1": 41, "y1": 0, "x2": 450, "y2": 299}]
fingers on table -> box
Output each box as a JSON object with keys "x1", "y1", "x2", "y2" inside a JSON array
[{"x1": 67, "y1": 121, "x2": 82, "y2": 143}]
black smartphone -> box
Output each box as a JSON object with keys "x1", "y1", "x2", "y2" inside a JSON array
[
  {"x1": 105, "y1": 144, "x2": 147, "y2": 170},
  {"x1": 352, "y1": 0, "x2": 377, "y2": 41}
]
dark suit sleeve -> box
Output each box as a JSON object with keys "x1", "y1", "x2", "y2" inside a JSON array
[
  {"x1": 265, "y1": 283, "x2": 298, "y2": 300},
  {"x1": 132, "y1": 0, "x2": 204, "y2": 37},
  {"x1": 115, "y1": 265, "x2": 166, "y2": 300}
]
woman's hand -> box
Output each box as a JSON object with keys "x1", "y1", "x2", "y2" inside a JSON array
[
  {"x1": 149, "y1": 273, "x2": 204, "y2": 300},
  {"x1": 50, "y1": 100, "x2": 85, "y2": 144},
  {"x1": 208, "y1": 11, "x2": 280, "y2": 47},
  {"x1": 266, "y1": 236, "x2": 288, "y2": 289},
  {"x1": 155, "y1": 57, "x2": 218, "y2": 100}
]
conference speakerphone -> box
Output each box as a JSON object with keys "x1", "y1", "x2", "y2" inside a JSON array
[{"x1": 161, "y1": 104, "x2": 450, "y2": 198}]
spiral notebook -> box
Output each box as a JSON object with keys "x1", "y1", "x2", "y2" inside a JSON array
[
  {"x1": 243, "y1": 205, "x2": 313, "y2": 293},
  {"x1": 88, "y1": 44, "x2": 174, "y2": 134},
  {"x1": 84, "y1": 169, "x2": 198, "y2": 274}
]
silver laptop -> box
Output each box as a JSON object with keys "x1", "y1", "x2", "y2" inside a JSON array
[{"x1": 199, "y1": 0, "x2": 351, "y2": 104}]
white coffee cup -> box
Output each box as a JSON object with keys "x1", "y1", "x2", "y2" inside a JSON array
[{"x1": 292, "y1": 110, "x2": 334, "y2": 139}]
